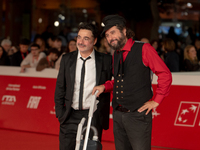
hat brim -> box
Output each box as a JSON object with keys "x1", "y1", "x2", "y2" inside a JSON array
[{"x1": 101, "y1": 24, "x2": 115, "y2": 37}]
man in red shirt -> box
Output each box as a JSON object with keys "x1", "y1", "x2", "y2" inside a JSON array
[{"x1": 92, "y1": 15, "x2": 172, "y2": 150}]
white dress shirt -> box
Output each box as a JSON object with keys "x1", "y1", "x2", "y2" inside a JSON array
[{"x1": 71, "y1": 50, "x2": 96, "y2": 110}]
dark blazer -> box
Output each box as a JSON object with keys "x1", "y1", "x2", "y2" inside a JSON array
[{"x1": 54, "y1": 50, "x2": 112, "y2": 130}]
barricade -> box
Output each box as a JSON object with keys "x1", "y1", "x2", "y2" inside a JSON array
[{"x1": 0, "y1": 66, "x2": 200, "y2": 149}]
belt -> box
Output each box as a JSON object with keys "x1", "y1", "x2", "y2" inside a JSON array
[{"x1": 116, "y1": 106, "x2": 130, "y2": 112}]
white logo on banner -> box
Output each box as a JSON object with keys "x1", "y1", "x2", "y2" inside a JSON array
[
  {"x1": 152, "y1": 108, "x2": 160, "y2": 119},
  {"x1": 6, "y1": 84, "x2": 20, "y2": 91},
  {"x1": 32, "y1": 85, "x2": 46, "y2": 90},
  {"x1": 50, "y1": 106, "x2": 56, "y2": 115},
  {"x1": 1, "y1": 95, "x2": 16, "y2": 105},
  {"x1": 27, "y1": 96, "x2": 41, "y2": 109},
  {"x1": 174, "y1": 101, "x2": 200, "y2": 127}
]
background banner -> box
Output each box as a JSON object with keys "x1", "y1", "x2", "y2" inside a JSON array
[{"x1": 0, "y1": 67, "x2": 200, "y2": 149}]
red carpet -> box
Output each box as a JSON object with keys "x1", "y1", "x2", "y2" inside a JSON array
[{"x1": 0, "y1": 128, "x2": 183, "y2": 150}]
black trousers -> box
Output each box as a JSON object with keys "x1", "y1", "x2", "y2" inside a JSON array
[
  {"x1": 59, "y1": 108, "x2": 102, "y2": 150},
  {"x1": 113, "y1": 109, "x2": 152, "y2": 150}
]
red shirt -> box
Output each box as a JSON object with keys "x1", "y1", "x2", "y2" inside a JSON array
[{"x1": 104, "y1": 38, "x2": 172, "y2": 104}]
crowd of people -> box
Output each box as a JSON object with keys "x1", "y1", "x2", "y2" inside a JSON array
[
  {"x1": 0, "y1": 33, "x2": 78, "y2": 72},
  {"x1": 140, "y1": 27, "x2": 200, "y2": 72},
  {"x1": 0, "y1": 25, "x2": 200, "y2": 73}
]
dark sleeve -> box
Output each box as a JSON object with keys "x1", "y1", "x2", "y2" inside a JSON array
[
  {"x1": 54, "y1": 55, "x2": 67, "y2": 119},
  {"x1": 36, "y1": 58, "x2": 48, "y2": 71}
]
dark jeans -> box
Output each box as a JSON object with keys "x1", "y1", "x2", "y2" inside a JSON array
[
  {"x1": 59, "y1": 108, "x2": 102, "y2": 150},
  {"x1": 113, "y1": 109, "x2": 152, "y2": 150}
]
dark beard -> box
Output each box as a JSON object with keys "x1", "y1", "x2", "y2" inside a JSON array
[{"x1": 108, "y1": 34, "x2": 126, "y2": 51}]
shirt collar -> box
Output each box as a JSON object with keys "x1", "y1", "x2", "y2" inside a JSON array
[
  {"x1": 122, "y1": 38, "x2": 134, "y2": 51},
  {"x1": 78, "y1": 49, "x2": 95, "y2": 60}
]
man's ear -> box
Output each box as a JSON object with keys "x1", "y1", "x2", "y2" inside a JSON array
[
  {"x1": 123, "y1": 28, "x2": 127, "y2": 36},
  {"x1": 94, "y1": 38, "x2": 97, "y2": 45}
]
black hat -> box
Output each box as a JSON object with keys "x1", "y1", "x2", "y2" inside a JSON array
[{"x1": 101, "y1": 15, "x2": 126, "y2": 37}]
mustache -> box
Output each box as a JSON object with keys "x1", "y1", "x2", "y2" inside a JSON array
[
  {"x1": 78, "y1": 43, "x2": 86, "y2": 47},
  {"x1": 110, "y1": 39, "x2": 118, "y2": 43}
]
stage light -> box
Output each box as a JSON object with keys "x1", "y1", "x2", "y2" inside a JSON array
[{"x1": 54, "y1": 21, "x2": 59, "y2": 27}]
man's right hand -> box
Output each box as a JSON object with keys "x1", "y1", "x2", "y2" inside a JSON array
[{"x1": 92, "y1": 85, "x2": 105, "y2": 97}]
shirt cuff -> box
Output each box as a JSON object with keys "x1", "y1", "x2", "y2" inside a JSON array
[
  {"x1": 153, "y1": 94, "x2": 165, "y2": 104},
  {"x1": 103, "y1": 80, "x2": 114, "y2": 93}
]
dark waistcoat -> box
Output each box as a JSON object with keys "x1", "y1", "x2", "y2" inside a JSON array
[{"x1": 112, "y1": 42, "x2": 153, "y2": 111}]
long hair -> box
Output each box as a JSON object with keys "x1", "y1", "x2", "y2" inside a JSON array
[
  {"x1": 162, "y1": 38, "x2": 175, "y2": 52},
  {"x1": 184, "y1": 45, "x2": 198, "y2": 64}
]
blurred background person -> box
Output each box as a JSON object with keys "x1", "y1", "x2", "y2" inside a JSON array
[
  {"x1": 20, "y1": 43, "x2": 46, "y2": 73},
  {"x1": 52, "y1": 36, "x2": 65, "y2": 57},
  {"x1": 162, "y1": 38, "x2": 179, "y2": 72},
  {"x1": 65, "y1": 39, "x2": 77, "y2": 53},
  {"x1": 186, "y1": 27, "x2": 196, "y2": 45},
  {"x1": 150, "y1": 39, "x2": 158, "y2": 50},
  {"x1": 140, "y1": 37, "x2": 150, "y2": 43},
  {"x1": 166, "y1": 26, "x2": 178, "y2": 46},
  {"x1": 195, "y1": 39, "x2": 200, "y2": 60},
  {"x1": 98, "y1": 37, "x2": 114, "y2": 55},
  {"x1": 55, "y1": 39, "x2": 77, "y2": 70},
  {"x1": 183, "y1": 45, "x2": 200, "y2": 71},
  {"x1": 34, "y1": 35, "x2": 48, "y2": 55},
  {"x1": 11, "y1": 38, "x2": 30, "y2": 66},
  {"x1": 36, "y1": 48, "x2": 59, "y2": 71},
  {"x1": 0, "y1": 46, "x2": 10, "y2": 66},
  {"x1": 1, "y1": 39, "x2": 13, "y2": 56}
]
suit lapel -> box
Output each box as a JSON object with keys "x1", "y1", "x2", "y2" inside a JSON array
[
  {"x1": 95, "y1": 50, "x2": 102, "y2": 85},
  {"x1": 69, "y1": 51, "x2": 78, "y2": 91}
]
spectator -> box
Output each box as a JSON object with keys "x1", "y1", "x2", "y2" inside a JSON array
[
  {"x1": 52, "y1": 37, "x2": 65, "y2": 57},
  {"x1": 11, "y1": 38, "x2": 30, "y2": 66},
  {"x1": 166, "y1": 26, "x2": 178, "y2": 45},
  {"x1": 162, "y1": 38, "x2": 179, "y2": 72},
  {"x1": 150, "y1": 39, "x2": 158, "y2": 51},
  {"x1": 34, "y1": 35, "x2": 48, "y2": 55},
  {"x1": 41, "y1": 25, "x2": 54, "y2": 44},
  {"x1": 195, "y1": 39, "x2": 200, "y2": 60},
  {"x1": 150, "y1": 39, "x2": 163, "y2": 56},
  {"x1": 55, "y1": 39, "x2": 77, "y2": 70},
  {"x1": 20, "y1": 43, "x2": 46, "y2": 72},
  {"x1": 186, "y1": 27, "x2": 196, "y2": 45},
  {"x1": 140, "y1": 37, "x2": 150, "y2": 43},
  {"x1": 36, "y1": 48, "x2": 59, "y2": 71},
  {"x1": 183, "y1": 45, "x2": 200, "y2": 71},
  {"x1": 1, "y1": 39, "x2": 13, "y2": 56},
  {"x1": 47, "y1": 35, "x2": 55, "y2": 49},
  {"x1": 65, "y1": 39, "x2": 77, "y2": 53},
  {"x1": 0, "y1": 46, "x2": 10, "y2": 66},
  {"x1": 98, "y1": 37, "x2": 114, "y2": 55}
]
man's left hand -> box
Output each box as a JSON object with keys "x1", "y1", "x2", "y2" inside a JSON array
[{"x1": 138, "y1": 100, "x2": 159, "y2": 115}]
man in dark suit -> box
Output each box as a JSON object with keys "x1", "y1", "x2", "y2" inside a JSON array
[{"x1": 54, "y1": 22, "x2": 112, "y2": 150}]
